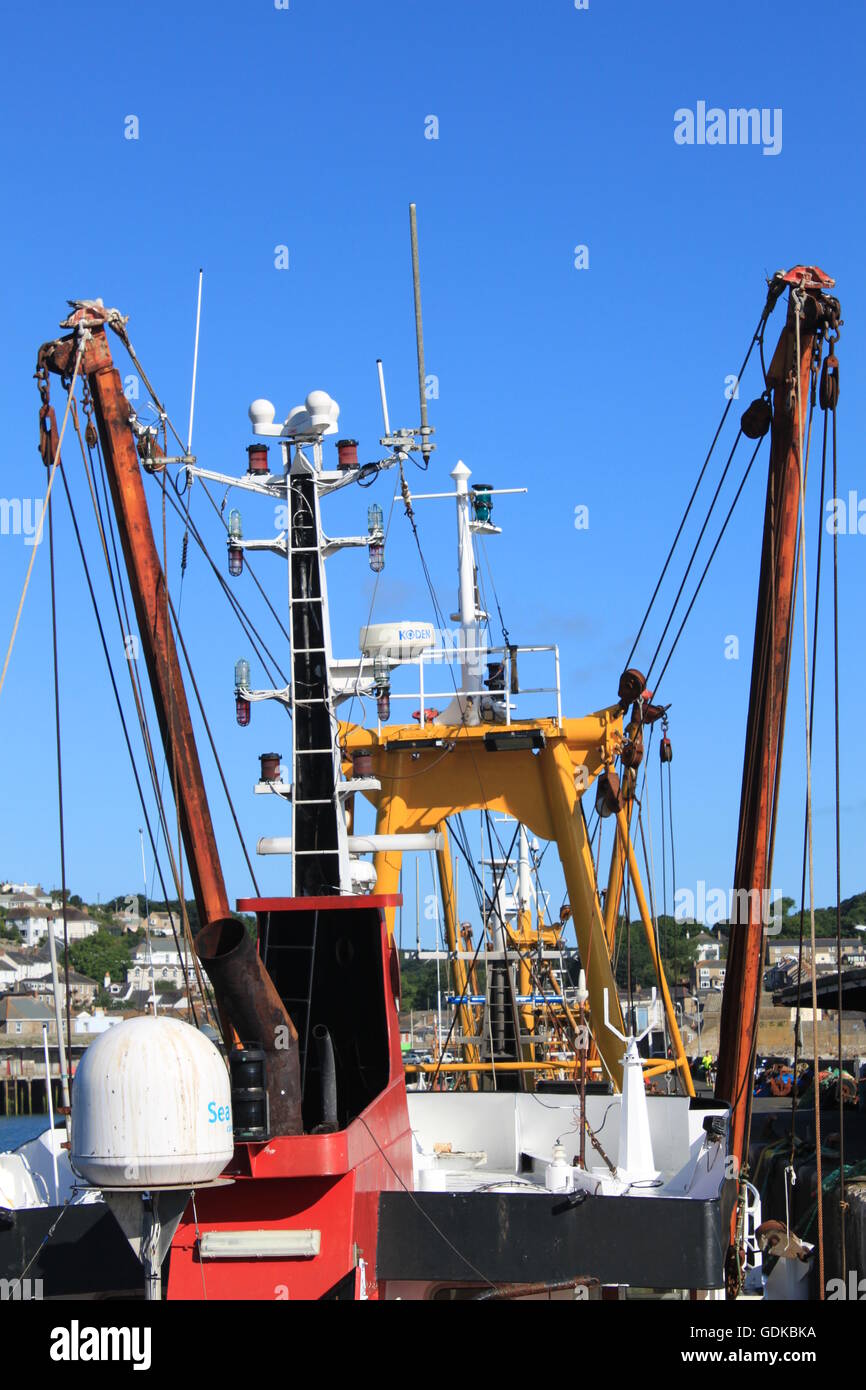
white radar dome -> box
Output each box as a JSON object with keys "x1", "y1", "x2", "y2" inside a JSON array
[
  {"x1": 359, "y1": 621, "x2": 436, "y2": 660},
  {"x1": 71, "y1": 1015, "x2": 234, "y2": 1188},
  {"x1": 248, "y1": 398, "x2": 277, "y2": 432}
]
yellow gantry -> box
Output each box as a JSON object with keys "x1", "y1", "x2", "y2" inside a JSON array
[{"x1": 340, "y1": 707, "x2": 693, "y2": 1097}]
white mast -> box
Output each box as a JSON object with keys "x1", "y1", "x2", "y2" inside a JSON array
[
  {"x1": 453, "y1": 460, "x2": 481, "y2": 706},
  {"x1": 518, "y1": 824, "x2": 532, "y2": 916}
]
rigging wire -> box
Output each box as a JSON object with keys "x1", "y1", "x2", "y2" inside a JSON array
[
  {"x1": 626, "y1": 294, "x2": 778, "y2": 671},
  {"x1": 645, "y1": 429, "x2": 746, "y2": 684},
  {"x1": 55, "y1": 457, "x2": 200, "y2": 1026},
  {"x1": 831, "y1": 385, "x2": 846, "y2": 1277},
  {"x1": 790, "y1": 398, "x2": 827, "y2": 1157},
  {"x1": 47, "y1": 494, "x2": 73, "y2": 1092},
  {"x1": 651, "y1": 435, "x2": 766, "y2": 696},
  {"x1": 428, "y1": 820, "x2": 521, "y2": 1091},
  {"x1": 166, "y1": 585, "x2": 261, "y2": 893},
  {"x1": 792, "y1": 294, "x2": 825, "y2": 1295},
  {"x1": 197, "y1": 477, "x2": 293, "y2": 651},
  {"x1": 158, "y1": 473, "x2": 289, "y2": 687},
  {"x1": 0, "y1": 341, "x2": 85, "y2": 703},
  {"x1": 73, "y1": 405, "x2": 213, "y2": 1022},
  {"x1": 478, "y1": 535, "x2": 510, "y2": 647}
]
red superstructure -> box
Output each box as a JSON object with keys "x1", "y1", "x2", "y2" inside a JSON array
[{"x1": 168, "y1": 895, "x2": 412, "y2": 1301}]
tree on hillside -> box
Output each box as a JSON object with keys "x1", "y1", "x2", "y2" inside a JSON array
[
  {"x1": 614, "y1": 914, "x2": 698, "y2": 990},
  {"x1": 70, "y1": 930, "x2": 135, "y2": 984}
]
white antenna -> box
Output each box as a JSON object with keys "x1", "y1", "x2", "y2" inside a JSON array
[
  {"x1": 603, "y1": 986, "x2": 656, "y2": 1045},
  {"x1": 376, "y1": 358, "x2": 391, "y2": 436},
  {"x1": 409, "y1": 204, "x2": 433, "y2": 465},
  {"x1": 139, "y1": 828, "x2": 158, "y2": 1018},
  {"x1": 186, "y1": 268, "x2": 203, "y2": 455}
]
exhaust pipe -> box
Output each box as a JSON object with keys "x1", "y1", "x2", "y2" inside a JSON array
[
  {"x1": 195, "y1": 917, "x2": 303, "y2": 1136},
  {"x1": 312, "y1": 1025, "x2": 338, "y2": 1133}
]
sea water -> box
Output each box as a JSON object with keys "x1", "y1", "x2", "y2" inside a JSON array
[{"x1": 0, "y1": 1114, "x2": 52, "y2": 1151}]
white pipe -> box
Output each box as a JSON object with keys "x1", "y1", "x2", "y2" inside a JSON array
[
  {"x1": 376, "y1": 359, "x2": 391, "y2": 436},
  {"x1": 452, "y1": 460, "x2": 480, "y2": 696},
  {"x1": 45, "y1": 922, "x2": 71, "y2": 1129},
  {"x1": 41, "y1": 1024, "x2": 60, "y2": 1203},
  {"x1": 518, "y1": 825, "x2": 531, "y2": 914},
  {"x1": 257, "y1": 832, "x2": 445, "y2": 856},
  {"x1": 187, "y1": 268, "x2": 203, "y2": 454}
]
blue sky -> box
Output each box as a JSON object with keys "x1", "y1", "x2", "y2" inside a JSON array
[{"x1": 0, "y1": 0, "x2": 863, "y2": 941}]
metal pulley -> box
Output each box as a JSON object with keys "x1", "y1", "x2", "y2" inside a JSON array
[
  {"x1": 595, "y1": 768, "x2": 623, "y2": 820},
  {"x1": 617, "y1": 667, "x2": 646, "y2": 709},
  {"x1": 621, "y1": 730, "x2": 644, "y2": 771},
  {"x1": 819, "y1": 340, "x2": 840, "y2": 411},
  {"x1": 740, "y1": 394, "x2": 772, "y2": 439},
  {"x1": 659, "y1": 709, "x2": 673, "y2": 763}
]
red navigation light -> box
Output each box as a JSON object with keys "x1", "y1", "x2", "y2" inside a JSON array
[
  {"x1": 247, "y1": 443, "x2": 270, "y2": 475},
  {"x1": 260, "y1": 752, "x2": 281, "y2": 782},
  {"x1": 337, "y1": 438, "x2": 359, "y2": 470}
]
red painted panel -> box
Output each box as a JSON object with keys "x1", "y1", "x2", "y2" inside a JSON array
[{"x1": 167, "y1": 900, "x2": 412, "y2": 1300}]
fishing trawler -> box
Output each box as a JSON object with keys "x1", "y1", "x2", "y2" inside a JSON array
[{"x1": 3, "y1": 214, "x2": 842, "y2": 1299}]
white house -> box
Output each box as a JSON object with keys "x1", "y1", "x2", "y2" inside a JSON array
[
  {"x1": 127, "y1": 945, "x2": 197, "y2": 992},
  {"x1": 0, "y1": 881, "x2": 52, "y2": 906},
  {"x1": 75, "y1": 1009, "x2": 123, "y2": 1035},
  {"x1": 0, "y1": 948, "x2": 52, "y2": 990},
  {"x1": 0, "y1": 952, "x2": 20, "y2": 992},
  {"x1": 691, "y1": 931, "x2": 721, "y2": 962},
  {"x1": 6, "y1": 906, "x2": 100, "y2": 949}
]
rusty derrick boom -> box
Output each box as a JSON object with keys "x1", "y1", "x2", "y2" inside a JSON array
[{"x1": 37, "y1": 302, "x2": 303, "y2": 1135}]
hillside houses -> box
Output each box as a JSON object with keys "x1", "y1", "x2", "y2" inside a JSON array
[
  {"x1": 4, "y1": 904, "x2": 100, "y2": 948},
  {"x1": 126, "y1": 943, "x2": 198, "y2": 992},
  {"x1": 0, "y1": 948, "x2": 96, "y2": 1006},
  {"x1": 0, "y1": 881, "x2": 54, "y2": 910}
]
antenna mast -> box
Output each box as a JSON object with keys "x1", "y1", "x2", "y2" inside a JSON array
[
  {"x1": 187, "y1": 268, "x2": 203, "y2": 455},
  {"x1": 409, "y1": 204, "x2": 433, "y2": 466}
]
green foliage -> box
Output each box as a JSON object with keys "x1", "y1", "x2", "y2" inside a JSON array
[
  {"x1": 87, "y1": 904, "x2": 119, "y2": 929},
  {"x1": 398, "y1": 955, "x2": 441, "y2": 1011},
  {"x1": 614, "y1": 914, "x2": 699, "y2": 990},
  {"x1": 147, "y1": 899, "x2": 201, "y2": 933},
  {"x1": 69, "y1": 930, "x2": 135, "y2": 984},
  {"x1": 398, "y1": 952, "x2": 486, "y2": 1010},
  {"x1": 0, "y1": 905, "x2": 19, "y2": 942},
  {"x1": 771, "y1": 891, "x2": 866, "y2": 940}
]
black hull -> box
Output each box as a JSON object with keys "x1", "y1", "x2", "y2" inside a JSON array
[
  {"x1": 378, "y1": 1182, "x2": 737, "y2": 1291},
  {"x1": 0, "y1": 1202, "x2": 143, "y2": 1300}
]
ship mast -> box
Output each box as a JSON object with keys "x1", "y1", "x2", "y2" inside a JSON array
[{"x1": 714, "y1": 266, "x2": 841, "y2": 1290}]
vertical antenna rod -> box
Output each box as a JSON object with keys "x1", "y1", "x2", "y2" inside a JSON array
[
  {"x1": 409, "y1": 204, "x2": 432, "y2": 465},
  {"x1": 139, "y1": 827, "x2": 158, "y2": 1017},
  {"x1": 187, "y1": 268, "x2": 203, "y2": 455},
  {"x1": 376, "y1": 358, "x2": 391, "y2": 436}
]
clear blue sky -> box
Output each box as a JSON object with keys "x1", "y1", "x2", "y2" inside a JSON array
[{"x1": 0, "y1": 0, "x2": 863, "y2": 941}]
